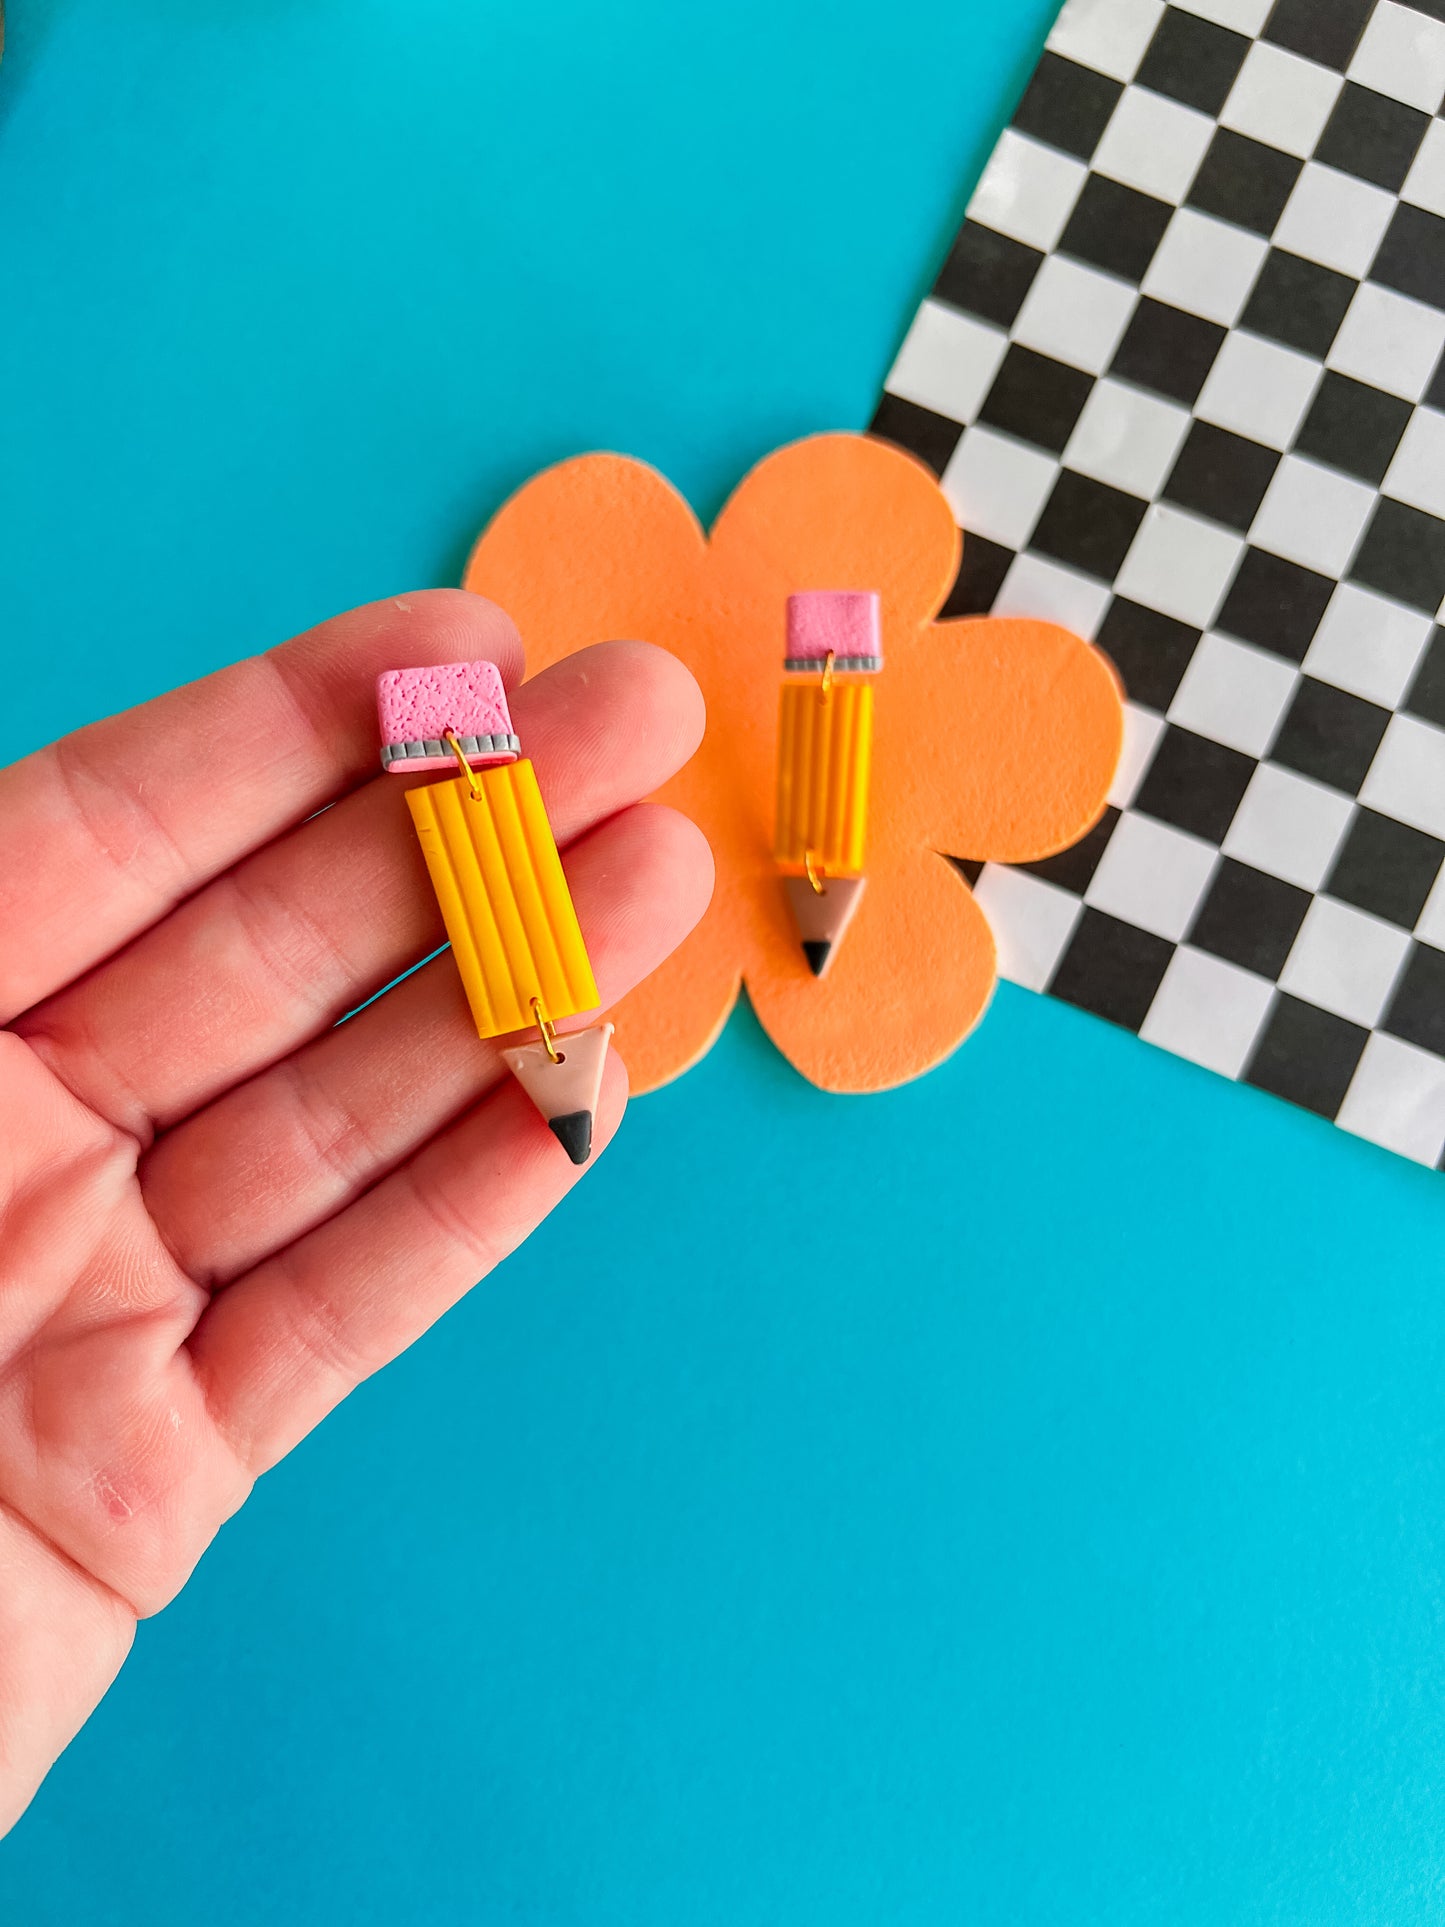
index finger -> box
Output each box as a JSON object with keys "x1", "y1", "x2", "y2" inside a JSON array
[{"x1": 0, "y1": 589, "x2": 524, "y2": 1025}]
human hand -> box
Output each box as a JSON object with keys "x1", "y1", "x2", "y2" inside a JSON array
[{"x1": 0, "y1": 591, "x2": 711, "y2": 1833}]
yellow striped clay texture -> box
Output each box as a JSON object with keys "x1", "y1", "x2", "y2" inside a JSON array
[
  {"x1": 407, "y1": 759, "x2": 599, "y2": 1038},
  {"x1": 774, "y1": 679, "x2": 872, "y2": 879}
]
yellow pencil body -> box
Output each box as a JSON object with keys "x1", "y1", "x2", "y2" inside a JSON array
[
  {"x1": 773, "y1": 679, "x2": 873, "y2": 878},
  {"x1": 406, "y1": 758, "x2": 599, "y2": 1038}
]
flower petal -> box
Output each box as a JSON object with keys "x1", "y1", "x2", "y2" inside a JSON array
[
  {"x1": 746, "y1": 847, "x2": 996, "y2": 1094},
  {"x1": 463, "y1": 453, "x2": 708, "y2": 675},
  {"x1": 606, "y1": 893, "x2": 741, "y2": 1094},
  {"x1": 888, "y1": 615, "x2": 1123, "y2": 864},
  {"x1": 707, "y1": 432, "x2": 960, "y2": 657}
]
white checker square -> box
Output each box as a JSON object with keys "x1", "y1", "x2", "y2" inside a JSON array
[
  {"x1": 1279, "y1": 896, "x2": 1412, "y2": 1028},
  {"x1": 1221, "y1": 43, "x2": 1345, "y2": 160},
  {"x1": 1012, "y1": 256, "x2": 1137, "y2": 376},
  {"x1": 1142, "y1": 210, "x2": 1269, "y2": 329},
  {"x1": 972, "y1": 865, "x2": 1083, "y2": 993},
  {"x1": 1328, "y1": 284, "x2": 1445, "y2": 403},
  {"x1": 1338, "y1": 1032, "x2": 1445, "y2": 1167},
  {"x1": 1359, "y1": 714, "x2": 1445, "y2": 840},
  {"x1": 1383, "y1": 408, "x2": 1445, "y2": 521},
  {"x1": 993, "y1": 553, "x2": 1114, "y2": 639},
  {"x1": 885, "y1": 302, "x2": 1008, "y2": 426},
  {"x1": 1195, "y1": 331, "x2": 1323, "y2": 451},
  {"x1": 969, "y1": 131, "x2": 1089, "y2": 253},
  {"x1": 1223, "y1": 764, "x2": 1355, "y2": 890},
  {"x1": 1116, "y1": 506, "x2": 1246, "y2": 630},
  {"x1": 1249, "y1": 455, "x2": 1376, "y2": 577},
  {"x1": 940, "y1": 428, "x2": 1059, "y2": 551},
  {"x1": 1063, "y1": 378, "x2": 1191, "y2": 498},
  {"x1": 1303, "y1": 584, "x2": 1434, "y2": 710},
  {"x1": 1047, "y1": 0, "x2": 1166, "y2": 83},
  {"x1": 1274, "y1": 164, "x2": 1398, "y2": 279},
  {"x1": 1140, "y1": 946, "x2": 1277, "y2": 1079},
  {"x1": 1093, "y1": 87, "x2": 1215, "y2": 203},
  {"x1": 1107, "y1": 703, "x2": 1167, "y2": 809},
  {"x1": 1084, "y1": 811, "x2": 1219, "y2": 941},
  {"x1": 1170, "y1": 0, "x2": 1272, "y2": 28},
  {"x1": 1403, "y1": 118, "x2": 1445, "y2": 220},
  {"x1": 1348, "y1": 0, "x2": 1445, "y2": 115},
  {"x1": 1168, "y1": 632, "x2": 1299, "y2": 758},
  {"x1": 1417, "y1": 862, "x2": 1445, "y2": 949}
]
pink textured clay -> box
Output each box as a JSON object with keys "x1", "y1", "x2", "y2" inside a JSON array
[
  {"x1": 785, "y1": 591, "x2": 883, "y2": 673},
  {"x1": 377, "y1": 660, "x2": 520, "y2": 774}
]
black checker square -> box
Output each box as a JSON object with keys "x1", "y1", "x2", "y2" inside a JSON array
[
  {"x1": 1384, "y1": 944, "x2": 1445, "y2": 1057},
  {"x1": 1111, "y1": 297, "x2": 1227, "y2": 405},
  {"x1": 1245, "y1": 994, "x2": 1370, "y2": 1121},
  {"x1": 1351, "y1": 499, "x2": 1445, "y2": 616},
  {"x1": 1239, "y1": 250, "x2": 1357, "y2": 359},
  {"x1": 1059, "y1": 175, "x2": 1174, "y2": 285},
  {"x1": 1371, "y1": 204, "x2": 1445, "y2": 314},
  {"x1": 1294, "y1": 372, "x2": 1412, "y2": 487},
  {"x1": 1263, "y1": 0, "x2": 1376, "y2": 72},
  {"x1": 1428, "y1": 348, "x2": 1445, "y2": 415},
  {"x1": 1031, "y1": 471, "x2": 1150, "y2": 581},
  {"x1": 1163, "y1": 421, "x2": 1282, "y2": 532},
  {"x1": 1137, "y1": 7, "x2": 1251, "y2": 115},
  {"x1": 978, "y1": 344, "x2": 1093, "y2": 454},
  {"x1": 1049, "y1": 908, "x2": 1176, "y2": 1033},
  {"x1": 934, "y1": 220, "x2": 1045, "y2": 330},
  {"x1": 1133, "y1": 724, "x2": 1256, "y2": 844},
  {"x1": 1270, "y1": 677, "x2": 1392, "y2": 794},
  {"x1": 1013, "y1": 50, "x2": 1124, "y2": 161},
  {"x1": 1405, "y1": 628, "x2": 1445, "y2": 730},
  {"x1": 1022, "y1": 807, "x2": 1121, "y2": 896},
  {"x1": 1315, "y1": 82, "x2": 1432, "y2": 195},
  {"x1": 1326, "y1": 809, "x2": 1445, "y2": 929},
  {"x1": 1188, "y1": 858, "x2": 1313, "y2": 980},
  {"x1": 868, "y1": 395, "x2": 963, "y2": 479},
  {"x1": 1095, "y1": 598, "x2": 1201, "y2": 711},
  {"x1": 1216, "y1": 547, "x2": 1337, "y2": 663},
  {"x1": 941, "y1": 533, "x2": 1015, "y2": 618},
  {"x1": 1187, "y1": 129, "x2": 1303, "y2": 239}
]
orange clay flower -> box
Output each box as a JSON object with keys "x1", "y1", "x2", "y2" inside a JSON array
[{"x1": 464, "y1": 432, "x2": 1123, "y2": 1094}]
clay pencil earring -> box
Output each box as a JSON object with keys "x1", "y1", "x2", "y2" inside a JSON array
[
  {"x1": 773, "y1": 591, "x2": 880, "y2": 977},
  {"x1": 379, "y1": 660, "x2": 612, "y2": 1164}
]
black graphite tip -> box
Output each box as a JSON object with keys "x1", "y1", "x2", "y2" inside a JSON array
[{"x1": 548, "y1": 1110, "x2": 594, "y2": 1165}]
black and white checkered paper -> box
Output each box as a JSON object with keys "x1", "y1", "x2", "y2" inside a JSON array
[{"x1": 873, "y1": 0, "x2": 1445, "y2": 1170}]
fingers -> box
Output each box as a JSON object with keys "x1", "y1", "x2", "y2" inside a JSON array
[
  {"x1": 0, "y1": 590, "x2": 523, "y2": 1025},
  {"x1": 17, "y1": 642, "x2": 706, "y2": 1140},
  {"x1": 143, "y1": 804, "x2": 713, "y2": 1283},
  {"x1": 189, "y1": 1050, "x2": 630, "y2": 1476},
  {"x1": 0, "y1": 1503, "x2": 136, "y2": 1837}
]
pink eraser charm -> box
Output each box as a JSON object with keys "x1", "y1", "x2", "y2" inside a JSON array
[
  {"x1": 785, "y1": 591, "x2": 882, "y2": 672},
  {"x1": 377, "y1": 660, "x2": 520, "y2": 773}
]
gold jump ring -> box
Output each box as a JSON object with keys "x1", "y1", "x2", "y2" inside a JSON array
[
  {"x1": 530, "y1": 996, "x2": 563, "y2": 1065},
  {"x1": 444, "y1": 729, "x2": 485, "y2": 801}
]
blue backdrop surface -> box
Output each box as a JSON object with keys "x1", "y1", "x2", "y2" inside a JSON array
[{"x1": 3, "y1": 2, "x2": 1445, "y2": 1921}]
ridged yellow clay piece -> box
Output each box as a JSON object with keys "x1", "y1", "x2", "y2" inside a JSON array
[
  {"x1": 407, "y1": 759, "x2": 599, "y2": 1038},
  {"x1": 773, "y1": 679, "x2": 873, "y2": 879}
]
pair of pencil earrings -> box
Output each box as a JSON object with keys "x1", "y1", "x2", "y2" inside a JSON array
[{"x1": 378, "y1": 589, "x2": 878, "y2": 1161}]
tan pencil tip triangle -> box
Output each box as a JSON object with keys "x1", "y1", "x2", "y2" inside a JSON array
[
  {"x1": 501, "y1": 1022, "x2": 613, "y2": 1165},
  {"x1": 783, "y1": 875, "x2": 866, "y2": 978}
]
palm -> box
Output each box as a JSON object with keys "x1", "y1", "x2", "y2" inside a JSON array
[{"x1": 0, "y1": 591, "x2": 708, "y2": 1833}]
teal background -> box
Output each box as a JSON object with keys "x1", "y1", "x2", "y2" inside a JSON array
[{"x1": 3, "y1": 1, "x2": 1445, "y2": 1919}]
